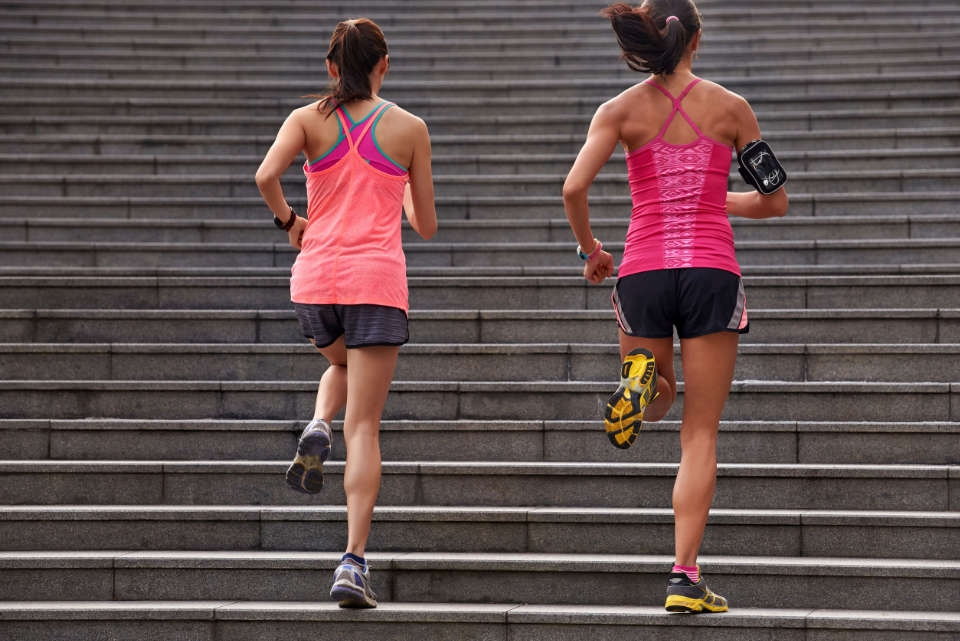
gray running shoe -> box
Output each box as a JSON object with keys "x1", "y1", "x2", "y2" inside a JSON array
[
  {"x1": 330, "y1": 558, "x2": 378, "y2": 608},
  {"x1": 285, "y1": 419, "x2": 332, "y2": 494},
  {"x1": 665, "y1": 571, "x2": 728, "y2": 613}
]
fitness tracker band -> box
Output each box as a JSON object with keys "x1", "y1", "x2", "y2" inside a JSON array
[{"x1": 274, "y1": 205, "x2": 298, "y2": 231}]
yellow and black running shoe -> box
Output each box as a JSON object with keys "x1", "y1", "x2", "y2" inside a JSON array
[
  {"x1": 665, "y1": 571, "x2": 729, "y2": 613},
  {"x1": 604, "y1": 347, "x2": 658, "y2": 449}
]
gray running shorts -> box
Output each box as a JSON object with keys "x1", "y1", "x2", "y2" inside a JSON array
[{"x1": 293, "y1": 303, "x2": 409, "y2": 349}]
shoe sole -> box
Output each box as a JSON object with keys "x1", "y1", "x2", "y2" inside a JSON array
[
  {"x1": 331, "y1": 582, "x2": 377, "y2": 608},
  {"x1": 665, "y1": 594, "x2": 728, "y2": 613},
  {"x1": 285, "y1": 427, "x2": 331, "y2": 494},
  {"x1": 604, "y1": 347, "x2": 657, "y2": 449}
]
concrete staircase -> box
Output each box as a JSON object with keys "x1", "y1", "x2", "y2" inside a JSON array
[{"x1": 1, "y1": 0, "x2": 959, "y2": 638}]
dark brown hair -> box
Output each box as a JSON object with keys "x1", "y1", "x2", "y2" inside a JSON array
[
  {"x1": 601, "y1": 1, "x2": 701, "y2": 76},
  {"x1": 308, "y1": 18, "x2": 388, "y2": 115}
]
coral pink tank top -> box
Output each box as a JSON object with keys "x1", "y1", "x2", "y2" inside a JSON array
[
  {"x1": 290, "y1": 102, "x2": 410, "y2": 311},
  {"x1": 619, "y1": 78, "x2": 740, "y2": 278}
]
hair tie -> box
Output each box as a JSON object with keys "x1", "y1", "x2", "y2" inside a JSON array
[{"x1": 666, "y1": 15, "x2": 680, "y2": 24}]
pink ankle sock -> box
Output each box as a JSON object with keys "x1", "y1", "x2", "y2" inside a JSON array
[{"x1": 672, "y1": 564, "x2": 699, "y2": 582}]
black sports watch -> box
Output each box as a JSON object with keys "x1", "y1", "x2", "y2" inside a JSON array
[{"x1": 274, "y1": 205, "x2": 297, "y2": 231}]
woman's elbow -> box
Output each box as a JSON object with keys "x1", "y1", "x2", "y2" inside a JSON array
[
  {"x1": 773, "y1": 191, "x2": 789, "y2": 217},
  {"x1": 419, "y1": 219, "x2": 438, "y2": 240},
  {"x1": 254, "y1": 168, "x2": 278, "y2": 188}
]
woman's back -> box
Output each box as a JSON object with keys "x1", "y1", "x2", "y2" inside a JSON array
[
  {"x1": 291, "y1": 98, "x2": 414, "y2": 310},
  {"x1": 300, "y1": 99, "x2": 421, "y2": 174},
  {"x1": 616, "y1": 77, "x2": 739, "y2": 151},
  {"x1": 610, "y1": 77, "x2": 743, "y2": 276}
]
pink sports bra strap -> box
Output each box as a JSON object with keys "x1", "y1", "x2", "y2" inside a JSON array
[
  {"x1": 340, "y1": 102, "x2": 392, "y2": 149},
  {"x1": 647, "y1": 78, "x2": 703, "y2": 138}
]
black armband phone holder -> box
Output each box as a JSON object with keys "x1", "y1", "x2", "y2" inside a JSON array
[{"x1": 737, "y1": 139, "x2": 787, "y2": 195}]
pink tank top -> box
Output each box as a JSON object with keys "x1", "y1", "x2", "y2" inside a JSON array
[
  {"x1": 290, "y1": 102, "x2": 410, "y2": 311},
  {"x1": 619, "y1": 78, "x2": 740, "y2": 277}
]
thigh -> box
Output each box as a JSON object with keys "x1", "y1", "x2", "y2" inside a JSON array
[
  {"x1": 310, "y1": 335, "x2": 347, "y2": 367},
  {"x1": 620, "y1": 330, "x2": 676, "y2": 390},
  {"x1": 343, "y1": 345, "x2": 400, "y2": 433},
  {"x1": 678, "y1": 332, "x2": 739, "y2": 427}
]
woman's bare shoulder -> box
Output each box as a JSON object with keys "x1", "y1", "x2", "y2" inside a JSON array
[
  {"x1": 695, "y1": 79, "x2": 753, "y2": 116},
  {"x1": 380, "y1": 103, "x2": 429, "y2": 138},
  {"x1": 384, "y1": 103, "x2": 426, "y2": 126},
  {"x1": 290, "y1": 101, "x2": 328, "y2": 124}
]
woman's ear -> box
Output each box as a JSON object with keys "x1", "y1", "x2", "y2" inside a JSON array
[
  {"x1": 690, "y1": 30, "x2": 702, "y2": 55},
  {"x1": 380, "y1": 55, "x2": 390, "y2": 77},
  {"x1": 326, "y1": 59, "x2": 339, "y2": 80}
]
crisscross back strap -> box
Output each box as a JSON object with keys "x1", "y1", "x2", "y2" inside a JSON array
[
  {"x1": 646, "y1": 78, "x2": 704, "y2": 138},
  {"x1": 338, "y1": 102, "x2": 392, "y2": 150}
]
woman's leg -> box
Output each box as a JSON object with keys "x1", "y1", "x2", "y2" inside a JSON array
[
  {"x1": 672, "y1": 331, "x2": 738, "y2": 566},
  {"x1": 341, "y1": 345, "x2": 400, "y2": 557},
  {"x1": 618, "y1": 330, "x2": 676, "y2": 422},
  {"x1": 311, "y1": 337, "x2": 348, "y2": 422}
]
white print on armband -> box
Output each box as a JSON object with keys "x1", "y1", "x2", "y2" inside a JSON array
[{"x1": 749, "y1": 151, "x2": 784, "y2": 189}]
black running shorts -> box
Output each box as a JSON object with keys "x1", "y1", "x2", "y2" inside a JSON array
[
  {"x1": 612, "y1": 268, "x2": 749, "y2": 339},
  {"x1": 293, "y1": 303, "x2": 409, "y2": 349}
]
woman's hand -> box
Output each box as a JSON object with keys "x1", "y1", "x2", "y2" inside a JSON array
[
  {"x1": 288, "y1": 215, "x2": 307, "y2": 250},
  {"x1": 584, "y1": 250, "x2": 614, "y2": 284}
]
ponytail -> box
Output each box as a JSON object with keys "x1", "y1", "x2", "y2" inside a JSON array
[
  {"x1": 601, "y1": 1, "x2": 701, "y2": 76},
  {"x1": 306, "y1": 18, "x2": 389, "y2": 117}
]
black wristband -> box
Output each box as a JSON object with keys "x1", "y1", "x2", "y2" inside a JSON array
[{"x1": 274, "y1": 206, "x2": 297, "y2": 231}]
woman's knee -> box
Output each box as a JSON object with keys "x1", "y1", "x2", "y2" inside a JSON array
[
  {"x1": 680, "y1": 422, "x2": 719, "y2": 449},
  {"x1": 343, "y1": 420, "x2": 382, "y2": 442}
]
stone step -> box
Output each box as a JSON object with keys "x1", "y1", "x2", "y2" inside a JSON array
[
  {"x1": 3, "y1": 23, "x2": 958, "y2": 50},
  {"x1": 8, "y1": 264, "x2": 955, "y2": 279},
  {"x1": 2, "y1": 191, "x2": 957, "y2": 220},
  {"x1": 4, "y1": 169, "x2": 960, "y2": 199},
  {"x1": 2, "y1": 43, "x2": 952, "y2": 79},
  {"x1": 0, "y1": 551, "x2": 956, "y2": 611},
  {"x1": 8, "y1": 127, "x2": 955, "y2": 157},
  {"x1": 3, "y1": 89, "x2": 957, "y2": 118},
  {"x1": 6, "y1": 38, "x2": 958, "y2": 68},
  {"x1": 4, "y1": 147, "x2": 954, "y2": 176},
  {"x1": 7, "y1": 54, "x2": 960, "y2": 82},
  {"x1": 9, "y1": 42, "x2": 960, "y2": 73},
  {"x1": 3, "y1": 73, "x2": 959, "y2": 100},
  {"x1": 0, "y1": 505, "x2": 956, "y2": 559},
  {"x1": 7, "y1": 4, "x2": 960, "y2": 26},
  {"x1": 1, "y1": 459, "x2": 957, "y2": 510},
  {"x1": 0, "y1": 379, "x2": 954, "y2": 423},
  {"x1": 0, "y1": 341, "x2": 955, "y2": 383},
  {"x1": 3, "y1": 417, "x2": 957, "y2": 466},
  {"x1": 1, "y1": 601, "x2": 956, "y2": 641},
  {"x1": 4, "y1": 110, "x2": 959, "y2": 136},
  {"x1": 1, "y1": 273, "x2": 958, "y2": 310},
  {"x1": 10, "y1": 0, "x2": 953, "y2": 9},
  {"x1": 2, "y1": 213, "x2": 955, "y2": 245},
  {"x1": 1, "y1": 308, "x2": 956, "y2": 346},
  {"x1": 0, "y1": 238, "x2": 958, "y2": 269}
]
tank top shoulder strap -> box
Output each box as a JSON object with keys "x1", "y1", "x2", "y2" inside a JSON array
[{"x1": 645, "y1": 78, "x2": 704, "y2": 138}]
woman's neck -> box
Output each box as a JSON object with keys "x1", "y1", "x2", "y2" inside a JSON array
[{"x1": 653, "y1": 59, "x2": 695, "y2": 90}]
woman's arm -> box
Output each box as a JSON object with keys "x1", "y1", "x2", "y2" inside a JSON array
[
  {"x1": 255, "y1": 109, "x2": 306, "y2": 228},
  {"x1": 404, "y1": 117, "x2": 437, "y2": 240},
  {"x1": 726, "y1": 95, "x2": 789, "y2": 219},
  {"x1": 563, "y1": 101, "x2": 619, "y2": 284}
]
